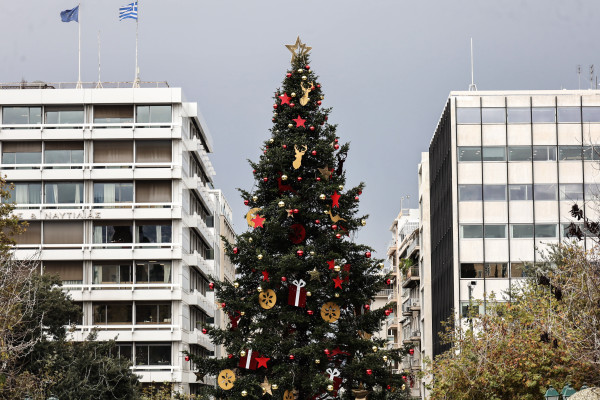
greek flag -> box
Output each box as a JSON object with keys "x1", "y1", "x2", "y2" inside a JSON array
[{"x1": 119, "y1": 1, "x2": 138, "y2": 21}]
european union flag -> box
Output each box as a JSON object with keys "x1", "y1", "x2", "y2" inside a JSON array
[{"x1": 60, "y1": 5, "x2": 79, "y2": 23}]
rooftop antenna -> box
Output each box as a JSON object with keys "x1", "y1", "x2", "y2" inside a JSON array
[
  {"x1": 95, "y1": 31, "x2": 103, "y2": 88},
  {"x1": 577, "y1": 65, "x2": 581, "y2": 90},
  {"x1": 591, "y1": 65, "x2": 595, "y2": 89},
  {"x1": 468, "y1": 38, "x2": 477, "y2": 91}
]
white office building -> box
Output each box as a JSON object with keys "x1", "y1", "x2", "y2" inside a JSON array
[{"x1": 0, "y1": 83, "x2": 229, "y2": 394}]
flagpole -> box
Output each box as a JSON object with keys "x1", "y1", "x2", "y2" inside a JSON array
[
  {"x1": 96, "y1": 31, "x2": 103, "y2": 88},
  {"x1": 134, "y1": 0, "x2": 139, "y2": 88},
  {"x1": 76, "y1": 2, "x2": 82, "y2": 88}
]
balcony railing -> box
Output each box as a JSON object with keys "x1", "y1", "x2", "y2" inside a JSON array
[
  {"x1": 0, "y1": 81, "x2": 170, "y2": 89},
  {"x1": 14, "y1": 242, "x2": 178, "y2": 250},
  {"x1": 63, "y1": 283, "x2": 177, "y2": 291}
]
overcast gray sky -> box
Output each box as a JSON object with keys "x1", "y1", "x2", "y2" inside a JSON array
[{"x1": 1, "y1": 0, "x2": 598, "y2": 259}]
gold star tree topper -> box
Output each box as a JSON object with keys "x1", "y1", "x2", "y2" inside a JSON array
[{"x1": 285, "y1": 36, "x2": 312, "y2": 63}]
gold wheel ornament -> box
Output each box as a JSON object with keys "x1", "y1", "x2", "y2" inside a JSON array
[
  {"x1": 283, "y1": 389, "x2": 298, "y2": 400},
  {"x1": 259, "y1": 289, "x2": 277, "y2": 309},
  {"x1": 246, "y1": 208, "x2": 261, "y2": 228},
  {"x1": 321, "y1": 302, "x2": 341, "y2": 323},
  {"x1": 217, "y1": 369, "x2": 236, "y2": 390}
]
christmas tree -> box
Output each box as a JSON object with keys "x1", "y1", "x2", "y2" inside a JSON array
[{"x1": 190, "y1": 37, "x2": 409, "y2": 399}]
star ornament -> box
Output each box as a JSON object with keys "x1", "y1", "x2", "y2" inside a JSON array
[
  {"x1": 309, "y1": 267, "x2": 321, "y2": 281},
  {"x1": 327, "y1": 260, "x2": 336, "y2": 270},
  {"x1": 285, "y1": 36, "x2": 312, "y2": 63},
  {"x1": 261, "y1": 376, "x2": 273, "y2": 395},
  {"x1": 293, "y1": 115, "x2": 306, "y2": 128},
  {"x1": 318, "y1": 166, "x2": 333, "y2": 179},
  {"x1": 333, "y1": 275, "x2": 344, "y2": 289},
  {"x1": 252, "y1": 214, "x2": 266, "y2": 228},
  {"x1": 286, "y1": 209, "x2": 294, "y2": 218},
  {"x1": 256, "y1": 356, "x2": 270, "y2": 369},
  {"x1": 331, "y1": 191, "x2": 341, "y2": 208},
  {"x1": 279, "y1": 92, "x2": 291, "y2": 105},
  {"x1": 262, "y1": 270, "x2": 270, "y2": 282}
]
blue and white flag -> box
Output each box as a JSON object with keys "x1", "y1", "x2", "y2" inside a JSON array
[
  {"x1": 60, "y1": 5, "x2": 79, "y2": 23},
  {"x1": 119, "y1": 1, "x2": 138, "y2": 21}
]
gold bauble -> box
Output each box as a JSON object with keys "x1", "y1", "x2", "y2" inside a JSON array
[
  {"x1": 248, "y1": 237, "x2": 253, "y2": 243},
  {"x1": 361, "y1": 219, "x2": 366, "y2": 226},
  {"x1": 338, "y1": 185, "x2": 344, "y2": 191},
  {"x1": 257, "y1": 254, "x2": 263, "y2": 260},
  {"x1": 302, "y1": 76, "x2": 307, "y2": 81},
  {"x1": 334, "y1": 293, "x2": 340, "y2": 298},
  {"x1": 401, "y1": 384, "x2": 406, "y2": 391},
  {"x1": 234, "y1": 282, "x2": 239, "y2": 288},
  {"x1": 241, "y1": 390, "x2": 248, "y2": 397},
  {"x1": 240, "y1": 311, "x2": 245, "y2": 316},
  {"x1": 272, "y1": 384, "x2": 278, "y2": 390},
  {"x1": 291, "y1": 92, "x2": 296, "y2": 97},
  {"x1": 252, "y1": 196, "x2": 258, "y2": 202},
  {"x1": 257, "y1": 286, "x2": 263, "y2": 292},
  {"x1": 240, "y1": 350, "x2": 247, "y2": 357},
  {"x1": 334, "y1": 265, "x2": 341, "y2": 272},
  {"x1": 319, "y1": 194, "x2": 326, "y2": 200},
  {"x1": 315, "y1": 359, "x2": 321, "y2": 364},
  {"x1": 310, "y1": 251, "x2": 315, "y2": 256},
  {"x1": 282, "y1": 174, "x2": 288, "y2": 181},
  {"x1": 306, "y1": 291, "x2": 312, "y2": 297},
  {"x1": 378, "y1": 262, "x2": 385, "y2": 269},
  {"x1": 383, "y1": 355, "x2": 388, "y2": 362},
  {"x1": 372, "y1": 346, "x2": 378, "y2": 352},
  {"x1": 327, "y1": 384, "x2": 334, "y2": 392},
  {"x1": 297, "y1": 69, "x2": 303, "y2": 73},
  {"x1": 320, "y1": 95, "x2": 324, "y2": 100},
  {"x1": 273, "y1": 112, "x2": 278, "y2": 116},
  {"x1": 288, "y1": 123, "x2": 293, "y2": 128},
  {"x1": 278, "y1": 201, "x2": 285, "y2": 208},
  {"x1": 269, "y1": 138, "x2": 274, "y2": 143}
]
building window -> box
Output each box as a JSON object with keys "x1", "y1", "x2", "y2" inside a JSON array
[
  {"x1": 136, "y1": 105, "x2": 172, "y2": 124},
  {"x1": 484, "y1": 224, "x2": 507, "y2": 239},
  {"x1": 93, "y1": 302, "x2": 133, "y2": 324},
  {"x1": 93, "y1": 182, "x2": 133, "y2": 204},
  {"x1": 508, "y1": 146, "x2": 531, "y2": 161},
  {"x1": 13, "y1": 221, "x2": 41, "y2": 245},
  {"x1": 136, "y1": 221, "x2": 172, "y2": 244},
  {"x1": 190, "y1": 230, "x2": 214, "y2": 259},
  {"x1": 535, "y1": 224, "x2": 558, "y2": 238},
  {"x1": 511, "y1": 224, "x2": 534, "y2": 239},
  {"x1": 93, "y1": 141, "x2": 133, "y2": 164},
  {"x1": 558, "y1": 146, "x2": 583, "y2": 161},
  {"x1": 483, "y1": 185, "x2": 506, "y2": 201},
  {"x1": 507, "y1": 107, "x2": 531, "y2": 124},
  {"x1": 93, "y1": 105, "x2": 133, "y2": 123},
  {"x1": 115, "y1": 343, "x2": 133, "y2": 362},
  {"x1": 508, "y1": 184, "x2": 533, "y2": 201},
  {"x1": 533, "y1": 184, "x2": 558, "y2": 201},
  {"x1": 532, "y1": 107, "x2": 556, "y2": 123},
  {"x1": 135, "y1": 344, "x2": 171, "y2": 366},
  {"x1": 135, "y1": 181, "x2": 172, "y2": 203},
  {"x1": 481, "y1": 108, "x2": 506, "y2": 124},
  {"x1": 533, "y1": 146, "x2": 557, "y2": 161},
  {"x1": 458, "y1": 147, "x2": 481, "y2": 162},
  {"x1": 460, "y1": 301, "x2": 485, "y2": 317},
  {"x1": 44, "y1": 106, "x2": 84, "y2": 125},
  {"x1": 583, "y1": 107, "x2": 600, "y2": 123},
  {"x1": 135, "y1": 261, "x2": 172, "y2": 284},
  {"x1": 510, "y1": 262, "x2": 531, "y2": 278},
  {"x1": 2, "y1": 107, "x2": 42, "y2": 125},
  {"x1": 44, "y1": 261, "x2": 83, "y2": 284},
  {"x1": 460, "y1": 225, "x2": 483, "y2": 239},
  {"x1": 135, "y1": 140, "x2": 172, "y2": 163},
  {"x1": 2, "y1": 142, "x2": 42, "y2": 168},
  {"x1": 485, "y1": 263, "x2": 508, "y2": 278},
  {"x1": 482, "y1": 147, "x2": 506, "y2": 161},
  {"x1": 93, "y1": 264, "x2": 133, "y2": 284},
  {"x1": 557, "y1": 107, "x2": 581, "y2": 123},
  {"x1": 136, "y1": 303, "x2": 171, "y2": 324},
  {"x1": 44, "y1": 182, "x2": 83, "y2": 204},
  {"x1": 93, "y1": 221, "x2": 133, "y2": 243},
  {"x1": 586, "y1": 184, "x2": 600, "y2": 200},
  {"x1": 4, "y1": 182, "x2": 42, "y2": 205},
  {"x1": 458, "y1": 185, "x2": 482, "y2": 201},
  {"x1": 559, "y1": 183, "x2": 584, "y2": 202},
  {"x1": 44, "y1": 141, "x2": 84, "y2": 167},
  {"x1": 583, "y1": 146, "x2": 600, "y2": 161},
  {"x1": 456, "y1": 108, "x2": 480, "y2": 124},
  {"x1": 189, "y1": 306, "x2": 210, "y2": 331},
  {"x1": 190, "y1": 267, "x2": 209, "y2": 294},
  {"x1": 43, "y1": 221, "x2": 83, "y2": 244}
]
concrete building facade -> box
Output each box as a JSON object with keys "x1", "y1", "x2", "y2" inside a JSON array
[{"x1": 0, "y1": 84, "x2": 229, "y2": 394}]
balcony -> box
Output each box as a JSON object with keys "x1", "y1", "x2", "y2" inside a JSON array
[
  {"x1": 376, "y1": 288, "x2": 393, "y2": 298},
  {"x1": 409, "y1": 298, "x2": 421, "y2": 311},
  {"x1": 402, "y1": 301, "x2": 412, "y2": 316},
  {"x1": 402, "y1": 266, "x2": 420, "y2": 288}
]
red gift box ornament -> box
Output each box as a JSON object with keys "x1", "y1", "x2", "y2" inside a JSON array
[
  {"x1": 288, "y1": 279, "x2": 307, "y2": 308},
  {"x1": 326, "y1": 368, "x2": 342, "y2": 395},
  {"x1": 238, "y1": 349, "x2": 259, "y2": 370}
]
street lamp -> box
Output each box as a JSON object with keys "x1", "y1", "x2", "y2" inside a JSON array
[
  {"x1": 561, "y1": 383, "x2": 576, "y2": 399},
  {"x1": 544, "y1": 385, "x2": 560, "y2": 400}
]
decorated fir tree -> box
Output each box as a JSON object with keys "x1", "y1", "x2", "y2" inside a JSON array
[{"x1": 189, "y1": 37, "x2": 409, "y2": 400}]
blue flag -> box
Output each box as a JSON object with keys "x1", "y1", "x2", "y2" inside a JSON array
[
  {"x1": 60, "y1": 5, "x2": 79, "y2": 23},
  {"x1": 119, "y1": 2, "x2": 138, "y2": 21}
]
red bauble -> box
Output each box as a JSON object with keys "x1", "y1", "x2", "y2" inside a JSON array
[
  {"x1": 409, "y1": 348, "x2": 414, "y2": 355},
  {"x1": 317, "y1": 100, "x2": 322, "y2": 106},
  {"x1": 290, "y1": 103, "x2": 295, "y2": 107},
  {"x1": 209, "y1": 282, "x2": 215, "y2": 290},
  {"x1": 305, "y1": 65, "x2": 310, "y2": 70},
  {"x1": 324, "y1": 349, "x2": 330, "y2": 355},
  {"x1": 315, "y1": 219, "x2": 321, "y2": 224},
  {"x1": 253, "y1": 169, "x2": 256, "y2": 174},
  {"x1": 386, "y1": 279, "x2": 392, "y2": 285},
  {"x1": 334, "y1": 139, "x2": 339, "y2": 143},
  {"x1": 202, "y1": 328, "x2": 207, "y2": 334},
  {"x1": 283, "y1": 144, "x2": 287, "y2": 149},
  {"x1": 385, "y1": 309, "x2": 392, "y2": 316},
  {"x1": 228, "y1": 354, "x2": 234, "y2": 359},
  {"x1": 317, "y1": 84, "x2": 321, "y2": 88},
  {"x1": 387, "y1": 385, "x2": 391, "y2": 390},
  {"x1": 272, "y1": 118, "x2": 275, "y2": 122},
  {"x1": 336, "y1": 233, "x2": 342, "y2": 239},
  {"x1": 233, "y1": 247, "x2": 238, "y2": 254},
  {"x1": 263, "y1": 177, "x2": 268, "y2": 182},
  {"x1": 263, "y1": 150, "x2": 267, "y2": 154},
  {"x1": 311, "y1": 150, "x2": 317, "y2": 156},
  {"x1": 293, "y1": 209, "x2": 299, "y2": 214},
  {"x1": 273, "y1": 104, "x2": 278, "y2": 109},
  {"x1": 358, "y1": 190, "x2": 362, "y2": 195},
  {"x1": 402, "y1": 375, "x2": 407, "y2": 381},
  {"x1": 365, "y1": 251, "x2": 371, "y2": 258},
  {"x1": 286, "y1": 73, "x2": 292, "y2": 78},
  {"x1": 310, "y1": 126, "x2": 315, "y2": 131},
  {"x1": 311, "y1": 86, "x2": 315, "y2": 91},
  {"x1": 281, "y1": 276, "x2": 287, "y2": 282},
  {"x1": 316, "y1": 177, "x2": 321, "y2": 181},
  {"x1": 289, "y1": 355, "x2": 295, "y2": 360},
  {"x1": 364, "y1": 304, "x2": 370, "y2": 310},
  {"x1": 221, "y1": 302, "x2": 226, "y2": 308},
  {"x1": 324, "y1": 115, "x2": 328, "y2": 120},
  {"x1": 307, "y1": 310, "x2": 314, "y2": 315},
  {"x1": 366, "y1": 369, "x2": 373, "y2": 375},
  {"x1": 244, "y1": 199, "x2": 249, "y2": 205},
  {"x1": 297, "y1": 177, "x2": 302, "y2": 182},
  {"x1": 334, "y1": 144, "x2": 340, "y2": 150},
  {"x1": 332, "y1": 224, "x2": 338, "y2": 230},
  {"x1": 297, "y1": 250, "x2": 304, "y2": 257},
  {"x1": 185, "y1": 355, "x2": 190, "y2": 361},
  {"x1": 355, "y1": 196, "x2": 360, "y2": 201}
]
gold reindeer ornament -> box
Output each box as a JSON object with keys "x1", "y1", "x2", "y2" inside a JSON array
[
  {"x1": 293, "y1": 145, "x2": 308, "y2": 169},
  {"x1": 299, "y1": 81, "x2": 314, "y2": 106}
]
